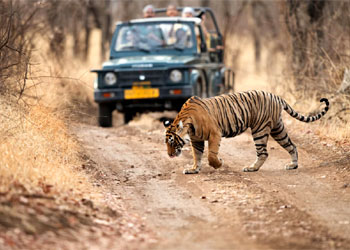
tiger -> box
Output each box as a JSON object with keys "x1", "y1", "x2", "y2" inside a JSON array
[{"x1": 163, "y1": 90, "x2": 329, "y2": 174}]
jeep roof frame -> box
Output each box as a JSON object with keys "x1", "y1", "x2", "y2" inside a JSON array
[
  {"x1": 127, "y1": 17, "x2": 202, "y2": 25},
  {"x1": 154, "y1": 7, "x2": 222, "y2": 40}
]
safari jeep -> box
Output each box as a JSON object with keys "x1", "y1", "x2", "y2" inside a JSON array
[{"x1": 92, "y1": 7, "x2": 234, "y2": 127}]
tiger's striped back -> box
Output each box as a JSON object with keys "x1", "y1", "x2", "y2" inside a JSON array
[{"x1": 179, "y1": 90, "x2": 329, "y2": 139}]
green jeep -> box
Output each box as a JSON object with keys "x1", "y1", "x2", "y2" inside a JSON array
[{"x1": 92, "y1": 7, "x2": 234, "y2": 127}]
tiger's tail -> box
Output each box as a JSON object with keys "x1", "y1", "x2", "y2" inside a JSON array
[{"x1": 282, "y1": 98, "x2": 330, "y2": 123}]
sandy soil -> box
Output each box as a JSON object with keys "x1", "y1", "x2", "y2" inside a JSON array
[{"x1": 70, "y1": 112, "x2": 350, "y2": 250}]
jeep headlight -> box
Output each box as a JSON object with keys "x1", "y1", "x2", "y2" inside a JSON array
[
  {"x1": 170, "y1": 70, "x2": 182, "y2": 83},
  {"x1": 93, "y1": 78, "x2": 98, "y2": 89},
  {"x1": 104, "y1": 72, "x2": 117, "y2": 86}
]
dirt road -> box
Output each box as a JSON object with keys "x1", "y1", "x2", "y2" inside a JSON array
[{"x1": 73, "y1": 112, "x2": 350, "y2": 250}]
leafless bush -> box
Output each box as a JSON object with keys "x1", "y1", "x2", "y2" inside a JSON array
[
  {"x1": 283, "y1": 0, "x2": 349, "y2": 93},
  {"x1": 0, "y1": 0, "x2": 39, "y2": 98},
  {"x1": 0, "y1": 0, "x2": 98, "y2": 205}
]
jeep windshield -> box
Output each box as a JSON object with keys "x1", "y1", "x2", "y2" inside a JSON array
[{"x1": 114, "y1": 22, "x2": 195, "y2": 53}]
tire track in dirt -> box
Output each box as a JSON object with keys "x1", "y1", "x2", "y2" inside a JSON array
[
  {"x1": 73, "y1": 114, "x2": 350, "y2": 249},
  {"x1": 74, "y1": 122, "x2": 256, "y2": 250},
  {"x1": 219, "y1": 132, "x2": 350, "y2": 243}
]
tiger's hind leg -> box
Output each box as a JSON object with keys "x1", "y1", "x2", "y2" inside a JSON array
[
  {"x1": 208, "y1": 133, "x2": 224, "y2": 170},
  {"x1": 243, "y1": 127, "x2": 270, "y2": 172},
  {"x1": 183, "y1": 140, "x2": 204, "y2": 174},
  {"x1": 270, "y1": 119, "x2": 298, "y2": 170}
]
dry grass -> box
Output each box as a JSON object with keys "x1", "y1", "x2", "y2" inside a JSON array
[
  {"x1": 225, "y1": 34, "x2": 350, "y2": 143},
  {"x1": 0, "y1": 98, "x2": 97, "y2": 199},
  {"x1": 0, "y1": 31, "x2": 103, "y2": 200},
  {"x1": 27, "y1": 32, "x2": 98, "y2": 115}
]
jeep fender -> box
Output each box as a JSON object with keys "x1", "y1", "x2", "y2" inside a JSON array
[
  {"x1": 210, "y1": 68, "x2": 225, "y2": 95},
  {"x1": 221, "y1": 67, "x2": 235, "y2": 93},
  {"x1": 190, "y1": 69, "x2": 207, "y2": 97}
]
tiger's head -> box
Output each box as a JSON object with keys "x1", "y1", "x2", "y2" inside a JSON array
[{"x1": 163, "y1": 119, "x2": 191, "y2": 158}]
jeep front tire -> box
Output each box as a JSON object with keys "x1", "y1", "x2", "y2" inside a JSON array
[
  {"x1": 98, "y1": 103, "x2": 113, "y2": 127},
  {"x1": 124, "y1": 109, "x2": 137, "y2": 124}
]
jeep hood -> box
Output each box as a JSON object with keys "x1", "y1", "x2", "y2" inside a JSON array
[{"x1": 102, "y1": 55, "x2": 198, "y2": 69}]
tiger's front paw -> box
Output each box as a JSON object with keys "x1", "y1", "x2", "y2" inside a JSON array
[
  {"x1": 209, "y1": 157, "x2": 223, "y2": 169},
  {"x1": 285, "y1": 163, "x2": 298, "y2": 170},
  {"x1": 183, "y1": 169, "x2": 200, "y2": 174},
  {"x1": 243, "y1": 167, "x2": 258, "y2": 172},
  {"x1": 243, "y1": 165, "x2": 259, "y2": 172},
  {"x1": 213, "y1": 158, "x2": 224, "y2": 169}
]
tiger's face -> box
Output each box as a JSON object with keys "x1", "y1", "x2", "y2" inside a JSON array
[{"x1": 164, "y1": 120, "x2": 190, "y2": 158}]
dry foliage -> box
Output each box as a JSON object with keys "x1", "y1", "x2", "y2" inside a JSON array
[
  {"x1": 0, "y1": 2, "x2": 105, "y2": 240},
  {"x1": 0, "y1": 98, "x2": 95, "y2": 196},
  {"x1": 224, "y1": 31, "x2": 350, "y2": 144},
  {"x1": 221, "y1": 0, "x2": 350, "y2": 144},
  {"x1": 0, "y1": 0, "x2": 97, "y2": 198}
]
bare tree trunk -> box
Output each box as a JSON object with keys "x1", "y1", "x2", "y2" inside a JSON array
[
  {"x1": 83, "y1": 12, "x2": 91, "y2": 61},
  {"x1": 251, "y1": 1, "x2": 279, "y2": 72},
  {"x1": 46, "y1": 0, "x2": 66, "y2": 61},
  {"x1": 307, "y1": 0, "x2": 326, "y2": 78},
  {"x1": 101, "y1": 1, "x2": 112, "y2": 61},
  {"x1": 72, "y1": 6, "x2": 83, "y2": 57},
  {"x1": 118, "y1": 0, "x2": 136, "y2": 21},
  {"x1": 201, "y1": 0, "x2": 210, "y2": 7},
  {"x1": 284, "y1": 0, "x2": 327, "y2": 91},
  {"x1": 284, "y1": 0, "x2": 310, "y2": 90},
  {"x1": 251, "y1": 1, "x2": 262, "y2": 72},
  {"x1": 221, "y1": 0, "x2": 232, "y2": 46}
]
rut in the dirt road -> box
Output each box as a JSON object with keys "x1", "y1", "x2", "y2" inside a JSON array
[{"x1": 74, "y1": 112, "x2": 350, "y2": 250}]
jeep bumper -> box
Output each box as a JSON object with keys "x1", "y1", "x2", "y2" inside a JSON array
[{"x1": 94, "y1": 85, "x2": 193, "y2": 111}]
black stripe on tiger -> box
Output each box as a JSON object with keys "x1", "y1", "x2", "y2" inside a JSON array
[
  {"x1": 192, "y1": 141, "x2": 204, "y2": 153},
  {"x1": 169, "y1": 132, "x2": 185, "y2": 147},
  {"x1": 270, "y1": 123, "x2": 284, "y2": 136},
  {"x1": 274, "y1": 133, "x2": 288, "y2": 142},
  {"x1": 253, "y1": 134, "x2": 269, "y2": 141}
]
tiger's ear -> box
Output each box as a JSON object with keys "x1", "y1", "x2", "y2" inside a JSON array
[
  {"x1": 179, "y1": 120, "x2": 183, "y2": 129},
  {"x1": 163, "y1": 119, "x2": 172, "y2": 128}
]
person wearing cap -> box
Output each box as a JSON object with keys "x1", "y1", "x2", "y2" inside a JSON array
[
  {"x1": 143, "y1": 4, "x2": 155, "y2": 18},
  {"x1": 182, "y1": 7, "x2": 195, "y2": 18},
  {"x1": 181, "y1": 7, "x2": 209, "y2": 52},
  {"x1": 140, "y1": 5, "x2": 165, "y2": 47}
]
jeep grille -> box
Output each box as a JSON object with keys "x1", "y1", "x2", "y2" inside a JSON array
[{"x1": 117, "y1": 70, "x2": 166, "y2": 86}]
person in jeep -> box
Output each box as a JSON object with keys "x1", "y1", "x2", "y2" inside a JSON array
[
  {"x1": 143, "y1": 4, "x2": 155, "y2": 18},
  {"x1": 182, "y1": 7, "x2": 195, "y2": 17},
  {"x1": 140, "y1": 5, "x2": 166, "y2": 48},
  {"x1": 121, "y1": 29, "x2": 139, "y2": 49},
  {"x1": 166, "y1": 4, "x2": 179, "y2": 17},
  {"x1": 174, "y1": 28, "x2": 190, "y2": 48}
]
